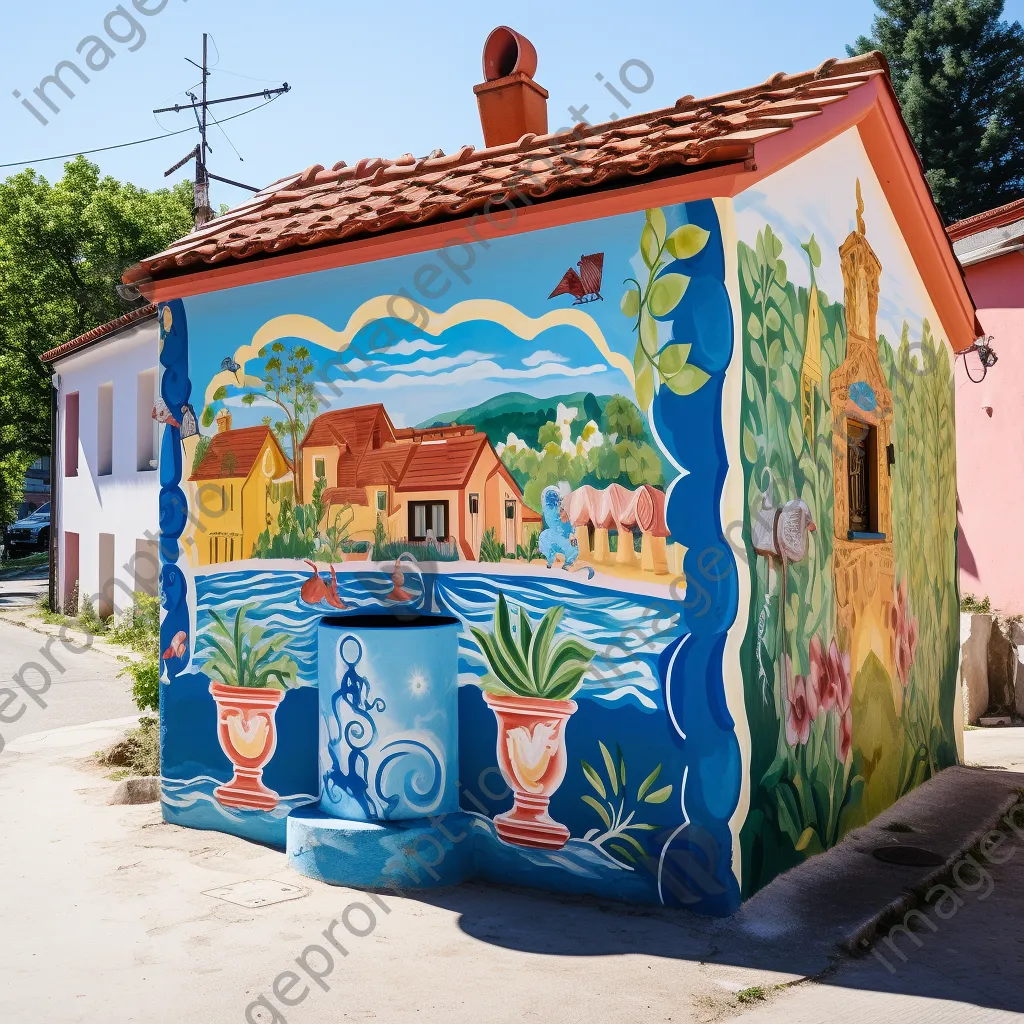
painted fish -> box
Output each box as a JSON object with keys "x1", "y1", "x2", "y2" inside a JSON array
[{"x1": 162, "y1": 630, "x2": 187, "y2": 660}]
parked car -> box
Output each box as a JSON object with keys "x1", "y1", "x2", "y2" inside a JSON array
[{"x1": 5, "y1": 502, "x2": 50, "y2": 558}]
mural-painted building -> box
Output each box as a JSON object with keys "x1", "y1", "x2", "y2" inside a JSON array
[
  {"x1": 134, "y1": 31, "x2": 978, "y2": 913},
  {"x1": 950, "y1": 199, "x2": 1024, "y2": 615}
]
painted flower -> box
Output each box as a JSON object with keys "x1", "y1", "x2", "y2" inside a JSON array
[
  {"x1": 809, "y1": 636, "x2": 852, "y2": 715},
  {"x1": 784, "y1": 656, "x2": 818, "y2": 747},
  {"x1": 891, "y1": 579, "x2": 919, "y2": 690},
  {"x1": 837, "y1": 709, "x2": 853, "y2": 762}
]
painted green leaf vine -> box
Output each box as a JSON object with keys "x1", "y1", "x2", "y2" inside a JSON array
[{"x1": 621, "y1": 208, "x2": 711, "y2": 410}]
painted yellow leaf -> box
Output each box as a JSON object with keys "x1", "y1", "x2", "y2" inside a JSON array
[
  {"x1": 664, "y1": 364, "x2": 711, "y2": 396},
  {"x1": 795, "y1": 826, "x2": 817, "y2": 851},
  {"x1": 620, "y1": 288, "x2": 640, "y2": 319},
  {"x1": 635, "y1": 362, "x2": 655, "y2": 412},
  {"x1": 666, "y1": 223, "x2": 710, "y2": 260},
  {"x1": 649, "y1": 273, "x2": 689, "y2": 316},
  {"x1": 639, "y1": 310, "x2": 659, "y2": 355},
  {"x1": 643, "y1": 784, "x2": 674, "y2": 804},
  {"x1": 658, "y1": 343, "x2": 691, "y2": 378},
  {"x1": 640, "y1": 223, "x2": 661, "y2": 267},
  {"x1": 645, "y1": 207, "x2": 667, "y2": 243}
]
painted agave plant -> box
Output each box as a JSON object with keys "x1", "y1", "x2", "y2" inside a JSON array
[
  {"x1": 471, "y1": 593, "x2": 594, "y2": 701},
  {"x1": 203, "y1": 601, "x2": 298, "y2": 690}
]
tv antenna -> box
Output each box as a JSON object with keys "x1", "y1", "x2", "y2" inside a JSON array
[{"x1": 154, "y1": 33, "x2": 290, "y2": 229}]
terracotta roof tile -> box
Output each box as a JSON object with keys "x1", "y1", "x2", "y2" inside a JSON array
[
  {"x1": 396, "y1": 434, "x2": 489, "y2": 491},
  {"x1": 131, "y1": 53, "x2": 888, "y2": 280},
  {"x1": 947, "y1": 197, "x2": 1024, "y2": 242},
  {"x1": 40, "y1": 304, "x2": 157, "y2": 363},
  {"x1": 190, "y1": 426, "x2": 281, "y2": 481},
  {"x1": 322, "y1": 486, "x2": 369, "y2": 507}
]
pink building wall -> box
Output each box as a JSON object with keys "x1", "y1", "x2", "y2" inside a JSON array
[{"x1": 956, "y1": 250, "x2": 1024, "y2": 613}]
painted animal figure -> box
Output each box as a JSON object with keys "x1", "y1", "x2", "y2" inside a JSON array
[
  {"x1": 152, "y1": 398, "x2": 180, "y2": 428},
  {"x1": 162, "y1": 630, "x2": 187, "y2": 660},
  {"x1": 300, "y1": 561, "x2": 349, "y2": 609},
  {"x1": 538, "y1": 486, "x2": 595, "y2": 580}
]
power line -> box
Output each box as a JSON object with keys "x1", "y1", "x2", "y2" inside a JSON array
[{"x1": 0, "y1": 95, "x2": 283, "y2": 171}]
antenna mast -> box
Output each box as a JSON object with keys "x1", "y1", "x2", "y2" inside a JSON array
[{"x1": 156, "y1": 33, "x2": 290, "y2": 230}]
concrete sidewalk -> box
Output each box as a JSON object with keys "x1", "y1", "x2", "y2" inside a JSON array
[{"x1": 1, "y1": 718, "x2": 1021, "y2": 1023}]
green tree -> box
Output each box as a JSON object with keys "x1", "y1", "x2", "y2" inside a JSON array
[
  {"x1": 603, "y1": 394, "x2": 645, "y2": 441},
  {"x1": 230, "y1": 342, "x2": 320, "y2": 502},
  {"x1": 0, "y1": 157, "x2": 192, "y2": 523},
  {"x1": 537, "y1": 421, "x2": 562, "y2": 448},
  {"x1": 849, "y1": 0, "x2": 1024, "y2": 220}
]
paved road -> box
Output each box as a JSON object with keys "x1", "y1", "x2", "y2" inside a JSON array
[
  {"x1": 0, "y1": 617, "x2": 136, "y2": 746},
  {"x1": 0, "y1": 562, "x2": 48, "y2": 610},
  {"x1": 964, "y1": 725, "x2": 1024, "y2": 773}
]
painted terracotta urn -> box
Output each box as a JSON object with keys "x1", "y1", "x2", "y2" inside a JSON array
[
  {"x1": 483, "y1": 692, "x2": 578, "y2": 848},
  {"x1": 209, "y1": 682, "x2": 285, "y2": 810}
]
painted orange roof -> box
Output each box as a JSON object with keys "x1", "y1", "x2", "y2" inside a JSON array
[
  {"x1": 301, "y1": 404, "x2": 395, "y2": 451},
  {"x1": 40, "y1": 303, "x2": 157, "y2": 363},
  {"x1": 396, "y1": 434, "x2": 489, "y2": 491},
  {"x1": 190, "y1": 426, "x2": 282, "y2": 481},
  {"x1": 131, "y1": 53, "x2": 887, "y2": 280},
  {"x1": 947, "y1": 197, "x2": 1024, "y2": 242},
  {"x1": 322, "y1": 486, "x2": 369, "y2": 507}
]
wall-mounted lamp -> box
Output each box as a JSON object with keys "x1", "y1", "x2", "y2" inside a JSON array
[{"x1": 963, "y1": 335, "x2": 999, "y2": 383}]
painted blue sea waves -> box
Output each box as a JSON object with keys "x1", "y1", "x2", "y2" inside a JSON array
[
  {"x1": 194, "y1": 566, "x2": 686, "y2": 713},
  {"x1": 161, "y1": 775, "x2": 317, "y2": 847},
  {"x1": 194, "y1": 568, "x2": 427, "y2": 684},
  {"x1": 434, "y1": 573, "x2": 684, "y2": 712}
]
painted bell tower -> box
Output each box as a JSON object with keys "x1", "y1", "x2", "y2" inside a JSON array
[{"x1": 830, "y1": 181, "x2": 895, "y2": 678}]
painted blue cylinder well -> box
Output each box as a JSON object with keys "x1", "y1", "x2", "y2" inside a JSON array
[
  {"x1": 157, "y1": 197, "x2": 743, "y2": 914},
  {"x1": 317, "y1": 614, "x2": 460, "y2": 821}
]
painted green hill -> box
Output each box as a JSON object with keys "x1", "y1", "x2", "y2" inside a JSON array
[{"x1": 419, "y1": 391, "x2": 608, "y2": 449}]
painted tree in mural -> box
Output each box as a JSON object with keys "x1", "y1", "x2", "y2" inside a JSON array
[{"x1": 224, "y1": 343, "x2": 320, "y2": 502}]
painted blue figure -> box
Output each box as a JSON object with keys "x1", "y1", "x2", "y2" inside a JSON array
[
  {"x1": 322, "y1": 635, "x2": 386, "y2": 819},
  {"x1": 539, "y1": 485, "x2": 594, "y2": 580}
]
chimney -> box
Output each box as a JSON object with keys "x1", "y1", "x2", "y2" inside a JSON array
[
  {"x1": 216, "y1": 408, "x2": 232, "y2": 433},
  {"x1": 473, "y1": 27, "x2": 548, "y2": 148}
]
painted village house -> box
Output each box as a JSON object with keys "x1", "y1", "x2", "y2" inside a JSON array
[
  {"x1": 134, "y1": 29, "x2": 979, "y2": 914},
  {"x1": 299, "y1": 403, "x2": 541, "y2": 559},
  {"x1": 189, "y1": 410, "x2": 293, "y2": 565}
]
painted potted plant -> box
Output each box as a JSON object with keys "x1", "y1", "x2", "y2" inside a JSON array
[
  {"x1": 203, "y1": 601, "x2": 298, "y2": 811},
  {"x1": 471, "y1": 593, "x2": 594, "y2": 849},
  {"x1": 340, "y1": 538, "x2": 371, "y2": 562}
]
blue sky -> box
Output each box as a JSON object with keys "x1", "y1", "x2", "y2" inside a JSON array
[
  {"x1": 187, "y1": 207, "x2": 652, "y2": 428},
  {"x1": 7, "y1": 0, "x2": 1021, "y2": 204}
]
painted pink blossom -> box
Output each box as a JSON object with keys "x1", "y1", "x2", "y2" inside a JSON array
[
  {"x1": 784, "y1": 656, "x2": 818, "y2": 747},
  {"x1": 810, "y1": 636, "x2": 852, "y2": 714},
  {"x1": 891, "y1": 579, "x2": 919, "y2": 690},
  {"x1": 837, "y1": 708, "x2": 853, "y2": 762}
]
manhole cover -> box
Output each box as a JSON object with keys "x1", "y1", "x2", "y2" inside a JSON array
[
  {"x1": 203, "y1": 879, "x2": 308, "y2": 908},
  {"x1": 871, "y1": 845, "x2": 945, "y2": 867}
]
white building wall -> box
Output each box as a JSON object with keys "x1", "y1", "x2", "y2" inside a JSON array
[{"x1": 53, "y1": 317, "x2": 161, "y2": 619}]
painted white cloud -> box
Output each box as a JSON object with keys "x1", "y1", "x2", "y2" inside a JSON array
[
  {"x1": 384, "y1": 350, "x2": 492, "y2": 375},
  {"x1": 522, "y1": 349, "x2": 570, "y2": 367},
  {"x1": 338, "y1": 360, "x2": 611, "y2": 391},
  {"x1": 386, "y1": 338, "x2": 443, "y2": 356}
]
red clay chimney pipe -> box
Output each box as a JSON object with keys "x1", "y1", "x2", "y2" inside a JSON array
[{"x1": 473, "y1": 27, "x2": 549, "y2": 148}]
